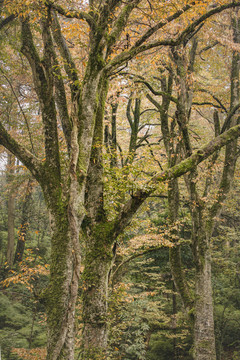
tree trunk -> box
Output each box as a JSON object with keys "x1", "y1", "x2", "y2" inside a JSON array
[
  {"x1": 192, "y1": 10, "x2": 239, "y2": 360},
  {"x1": 7, "y1": 189, "x2": 15, "y2": 266},
  {"x1": 45, "y1": 204, "x2": 80, "y2": 360},
  {"x1": 193, "y1": 249, "x2": 216, "y2": 360},
  {"x1": 6, "y1": 152, "x2": 15, "y2": 267},
  {"x1": 188, "y1": 177, "x2": 217, "y2": 360},
  {"x1": 81, "y1": 235, "x2": 113, "y2": 359},
  {"x1": 14, "y1": 180, "x2": 32, "y2": 264},
  {"x1": 79, "y1": 77, "x2": 113, "y2": 359}
]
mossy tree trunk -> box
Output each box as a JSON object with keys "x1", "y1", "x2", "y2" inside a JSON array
[
  {"x1": 14, "y1": 179, "x2": 33, "y2": 264},
  {"x1": 80, "y1": 77, "x2": 113, "y2": 359},
  {"x1": 6, "y1": 152, "x2": 15, "y2": 267},
  {"x1": 45, "y1": 204, "x2": 78, "y2": 360},
  {"x1": 193, "y1": 247, "x2": 216, "y2": 360},
  {"x1": 189, "y1": 187, "x2": 216, "y2": 360},
  {"x1": 81, "y1": 234, "x2": 113, "y2": 359}
]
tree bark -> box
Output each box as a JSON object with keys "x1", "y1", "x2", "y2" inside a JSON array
[
  {"x1": 45, "y1": 203, "x2": 80, "y2": 360},
  {"x1": 193, "y1": 248, "x2": 216, "y2": 360},
  {"x1": 80, "y1": 78, "x2": 112, "y2": 359},
  {"x1": 193, "y1": 10, "x2": 240, "y2": 359},
  {"x1": 14, "y1": 180, "x2": 32, "y2": 264},
  {"x1": 6, "y1": 152, "x2": 15, "y2": 267},
  {"x1": 81, "y1": 235, "x2": 113, "y2": 359}
]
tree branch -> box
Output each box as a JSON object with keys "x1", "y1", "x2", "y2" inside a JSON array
[
  {"x1": 0, "y1": 67, "x2": 35, "y2": 154},
  {"x1": 0, "y1": 122, "x2": 42, "y2": 180},
  {"x1": 133, "y1": 2, "x2": 193, "y2": 49},
  {"x1": 221, "y1": 103, "x2": 240, "y2": 133},
  {"x1": 21, "y1": 16, "x2": 61, "y2": 182},
  {"x1": 51, "y1": 11, "x2": 80, "y2": 100},
  {"x1": 197, "y1": 89, "x2": 228, "y2": 113},
  {"x1": 52, "y1": 56, "x2": 72, "y2": 153},
  {"x1": 0, "y1": 14, "x2": 15, "y2": 30},
  {"x1": 105, "y1": 1, "x2": 240, "y2": 74},
  {"x1": 177, "y1": 2, "x2": 240, "y2": 45},
  {"x1": 136, "y1": 80, "x2": 178, "y2": 103},
  {"x1": 107, "y1": 0, "x2": 141, "y2": 50},
  {"x1": 47, "y1": 0, "x2": 94, "y2": 27},
  {"x1": 108, "y1": 123, "x2": 240, "y2": 241},
  {"x1": 193, "y1": 101, "x2": 222, "y2": 108},
  {"x1": 112, "y1": 245, "x2": 168, "y2": 283}
]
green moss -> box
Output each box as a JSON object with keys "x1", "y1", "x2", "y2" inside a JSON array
[
  {"x1": 188, "y1": 307, "x2": 195, "y2": 322},
  {"x1": 80, "y1": 347, "x2": 106, "y2": 360},
  {"x1": 170, "y1": 246, "x2": 193, "y2": 312},
  {"x1": 96, "y1": 53, "x2": 106, "y2": 69},
  {"x1": 82, "y1": 222, "x2": 114, "y2": 288},
  {"x1": 43, "y1": 204, "x2": 70, "y2": 343},
  {"x1": 93, "y1": 222, "x2": 114, "y2": 244}
]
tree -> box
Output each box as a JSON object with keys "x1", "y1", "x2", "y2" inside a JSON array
[
  {"x1": 1, "y1": 1, "x2": 240, "y2": 359},
  {"x1": 14, "y1": 179, "x2": 34, "y2": 264},
  {"x1": 124, "y1": 9, "x2": 240, "y2": 358},
  {"x1": 6, "y1": 152, "x2": 15, "y2": 266},
  {"x1": 169, "y1": 11, "x2": 240, "y2": 360}
]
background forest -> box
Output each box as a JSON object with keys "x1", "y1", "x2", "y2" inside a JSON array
[{"x1": 1, "y1": 1, "x2": 240, "y2": 360}]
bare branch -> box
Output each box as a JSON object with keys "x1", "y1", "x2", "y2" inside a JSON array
[
  {"x1": 109, "y1": 123, "x2": 240, "y2": 241},
  {"x1": 51, "y1": 11, "x2": 80, "y2": 100},
  {"x1": 193, "y1": 101, "x2": 222, "y2": 108},
  {"x1": 112, "y1": 245, "x2": 167, "y2": 282},
  {"x1": 0, "y1": 122, "x2": 42, "y2": 179},
  {"x1": 134, "y1": 2, "x2": 193, "y2": 49},
  {"x1": 221, "y1": 104, "x2": 240, "y2": 133},
  {"x1": 197, "y1": 89, "x2": 228, "y2": 113},
  {"x1": 0, "y1": 67, "x2": 35, "y2": 154},
  {"x1": 136, "y1": 80, "x2": 178, "y2": 103},
  {"x1": 105, "y1": 1, "x2": 240, "y2": 74}
]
